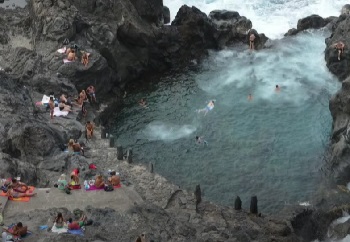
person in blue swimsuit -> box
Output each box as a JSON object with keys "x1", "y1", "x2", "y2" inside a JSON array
[{"x1": 197, "y1": 100, "x2": 215, "y2": 116}]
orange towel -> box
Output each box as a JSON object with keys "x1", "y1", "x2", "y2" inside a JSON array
[{"x1": 0, "y1": 186, "x2": 35, "y2": 202}]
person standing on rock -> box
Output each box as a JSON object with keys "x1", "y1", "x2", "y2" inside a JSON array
[
  {"x1": 249, "y1": 33, "x2": 256, "y2": 50},
  {"x1": 86, "y1": 85, "x2": 96, "y2": 103},
  {"x1": 334, "y1": 41, "x2": 345, "y2": 60},
  {"x1": 86, "y1": 121, "x2": 94, "y2": 139},
  {"x1": 49, "y1": 96, "x2": 55, "y2": 120}
]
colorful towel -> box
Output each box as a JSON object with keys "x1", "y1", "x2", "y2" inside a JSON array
[
  {"x1": 0, "y1": 186, "x2": 35, "y2": 202},
  {"x1": 68, "y1": 184, "x2": 81, "y2": 190},
  {"x1": 85, "y1": 185, "x2": 104, "y2": 191},
  {"x1": 53, "y1": 107, "x2": 69, "y2": 117},
  {"x1": 68, "y1": 229, "x2": 84, "y2": 236},
  {"x1": 51, "y1": 223, "x2": 68, "y2": 234},
  {"x1": 57, "y1": 47, "x2": 67, "y2": 54},
  {"x1": 85, "y1": 184, "x2": 121, "y2": 191}
]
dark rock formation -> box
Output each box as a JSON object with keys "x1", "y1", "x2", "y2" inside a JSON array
[
  {"x1": 163, "y1": 6, "x2": 170, "y2": 24},
  {"x1": 325, "y1": 14, "x2": 350, "y2": 81},
  {"x1": 341, "y1": 4, "x2": 350, "y2": 15},
  {"x1": 209, "y1": 10, "x2": 257, "y2": 48},
  {"x1": 284, "y1": 14, "x2": 333, "y2": 36}
]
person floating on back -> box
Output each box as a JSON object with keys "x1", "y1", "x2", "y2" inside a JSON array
[
  {"x1": 197, "y1": 100, "x2": 215, "y2": 116},
  {"x1": 249, "y1": 33, "x2": 256, "y2": 50},
  {"x1": 334, "y1": 41, "x2": 345, "y2": 60}
]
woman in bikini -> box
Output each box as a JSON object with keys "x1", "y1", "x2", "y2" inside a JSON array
[
  {"x1": 54, "y1": 212, "x2": 65, "y2": 228},
  {"x1": 6, "y1": 185, "x2": 36, "y2": 199}
]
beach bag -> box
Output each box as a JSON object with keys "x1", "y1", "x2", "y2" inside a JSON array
[{"x1": 104, "y1": 185, "x2": 114, "y2": 192}]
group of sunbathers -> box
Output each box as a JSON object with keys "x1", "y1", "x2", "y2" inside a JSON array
[
  {"x1": 53, "y1": 212, "x2": 90, "y2": 230},
  {"x1": 57, "y1": 39, "x2": 91, "y2": 67}
]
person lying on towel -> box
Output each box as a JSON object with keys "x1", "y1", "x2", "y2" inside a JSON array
[
  {"x1": 11, "y1": 178, "x2": 28, "y2": 193},
  {"x1": 3, "y1": 222, "x2": 28, "y2": 237},
  {"x1": 6, "y1": 185, "x2": 36, "y2": 199}
]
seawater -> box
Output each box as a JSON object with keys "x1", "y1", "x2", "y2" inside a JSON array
[
  {"x1": 164, "y1": 0, "x2": 348, "y2": 39},
  {"x1": 112, "y1": 30, "x2": 340, "y2": 213}
]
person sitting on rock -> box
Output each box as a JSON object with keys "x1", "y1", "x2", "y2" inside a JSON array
[
  {"x1": 3, "y1": 222, "x2": 28, "y2": 237},
  {"x1": 67, "y1": 214, "x2": 87, "y2": 230},
  {"x1": 81, "y1": 51, "x2": 90, "y2": 67},
  {"x1": 67, "y1": 49, "x2": 77, "y2": 61},
  {"x1": 80, "y1": 90, "x2": 87, "y2": 102},
  {"x1": 73, "y1": 141, "x2": 83, "y2": 155},
  {"x1": 86, "y1": 85, "x2": 96, "y2": 103},
  {"x1": 86, "y1": 121, "x2": 94, "y2": 139},
  {"x1": 60, "y1": 94, "x2": 72, "y2": 107},
  {"x1": 67, "y1": 139, "x2": 75, "y2": 152},
  {"x1": 54, "y1": 212, "x2": 65, "y2": 228},
  {"x1": 70, "y1": 169, "x2": 80, "y2": 186},
  {"x1": 249, "y1": 33, "x2": 256, "y2": 50},
  {"x1": 6, "y1": 185, "x2": 36, "y2": 199},
  {"x1": 334, "y1": 41, "x2": 345, "y2": 60},
  {"x1": 58, "y1": 100, "x2": 72, "y2": 112},
  {"x1": 108, "y1": 171, "x2": 120, "y2": 186},
  {"x1": 94, "y1": 175, "x2": 105, "y2": 188},
  {"x1": 11, "y1": 178, "x2": 28, "y2": 193}
]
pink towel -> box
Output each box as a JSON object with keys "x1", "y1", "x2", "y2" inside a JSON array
[{"x1": 85, "y1": 185, "x2": 104, "y2": 191}]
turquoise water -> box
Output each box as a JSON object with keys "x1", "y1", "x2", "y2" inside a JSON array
[{"x1": 112, "y1": 31, "x2": 339, "y2": 213}]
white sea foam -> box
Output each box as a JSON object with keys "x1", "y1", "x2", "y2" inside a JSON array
[
  {"x1": 164, "y1": 0, "x2": 348, "y2": 39},
  {"x1": 195, "y1": 31, "x2": 339, "y2": 105},
  {"x1": 142, "y1": 121, "x2": 196, "y2": 141}
]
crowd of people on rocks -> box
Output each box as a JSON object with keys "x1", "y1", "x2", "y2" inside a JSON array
[{"x1": 47, "y1": 85, "x2": 96, "y2": 121}]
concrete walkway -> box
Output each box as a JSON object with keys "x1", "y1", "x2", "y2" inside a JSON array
[{"x1": 3, "y1": 185, "x2": 143, "y2": 220}]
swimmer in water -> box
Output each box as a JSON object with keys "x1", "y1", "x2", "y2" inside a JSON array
[
  {"x1": 197, "y1": 100, "x2": 215, "y2": 116},
  {"x1": 195, "y1": 136, "x2": 208, "y2": 145},
  {"x1": 275, "y1": 85, "x2": 280, "y2": 92},
  {"x1": 248, "y1": 94, "x2": 253, "y2": 101},
  {"x1": 139, "y1": 98, "x2": 148, "y2": 108}
]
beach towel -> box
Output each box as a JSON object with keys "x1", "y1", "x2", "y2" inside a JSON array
[
  {"x1": 57, "y1": 47, "x2": 67, "y2": 54},
  {"x1": 85, "y1": 184, "x2": 121, "y2": 191},
  {"x1": 41, "y1": 95, "x2": 50, "y2": 104},
  {"x1": 0, "y1": 186, "x2": 35, "y2": 202},
  {"x1": 53, "y1": 107, "x2": 69, "y2": 117},
  {"x1": 68, "y1": 229, "x2": 84, "y2": 236},
  {"x1": 63, "y1": 59, "x2": 74, "y2": 63},
  {"x1": 68, "y1": 184, "x2": 81, "y2": 190},
  {"x1": 51, "y1": 223, "x2": 68, "y2": 234},
  {"x1": 85, "y1": 185, "x2": 104, "y2": 191}
]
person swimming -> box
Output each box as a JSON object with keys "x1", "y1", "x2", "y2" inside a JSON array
[
  {"x1": 195, "y1": 136, "x2": 208, "y2": 145},
  {"x1": 275, "y1": 85, "x2": 280, "y2": 92},
  {"x1": 197, "y1": 100, "x2": 215, "y2": 116},
  {"x1": 248, "y1": 94, "x2": 253, "y2": 101}
]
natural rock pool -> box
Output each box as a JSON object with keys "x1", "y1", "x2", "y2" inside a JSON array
[{"x1": 112, "y1": 30, "x2": 340, "y2": 213}]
